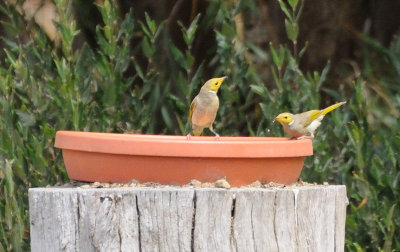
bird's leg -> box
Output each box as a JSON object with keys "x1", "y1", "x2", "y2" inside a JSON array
[
  {"x1": 186, "y1": 133, "x2": 192, "y2": 140},
  {"x1": 209, "y1": 126, "x2": 220, "y2": 140}
]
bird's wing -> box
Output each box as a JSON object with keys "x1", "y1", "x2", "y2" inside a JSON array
[
  {"x1": 302, "y1": 110, "x2": 322, "y2": 127},
  {"x1": 189, "y1": 96, "x2": 198, "y2": 121},
  {"x1": 304, "y1": 101, "x2": 347, "y2": 126}
]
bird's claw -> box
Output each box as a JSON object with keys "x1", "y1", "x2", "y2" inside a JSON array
[
  {"x1": 186, "y1": 134, "x2": 192, "y2": 140},
  {"x1": 209, "y1": 127, "x2": 220, "y2": 140}
]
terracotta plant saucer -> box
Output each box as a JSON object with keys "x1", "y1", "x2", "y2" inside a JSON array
[{"x1": 54, "y1": 131, "x2": 313, "y2": 187}]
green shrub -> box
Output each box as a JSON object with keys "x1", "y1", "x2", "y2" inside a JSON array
[{"x1": 0, "y1": 0, "x2": 399, "y2": 250}]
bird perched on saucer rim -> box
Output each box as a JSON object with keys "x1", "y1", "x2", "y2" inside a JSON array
[
  {"x1": 188, "y1": 76, "x2": 227, "y2": 138},
  {"x1": 274, "y1": 101, "x2": 346, "y2": 139}
]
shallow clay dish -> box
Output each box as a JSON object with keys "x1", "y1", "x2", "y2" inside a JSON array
[{"x1": 54, "y1": 131, "x2": 313, "y2": 187}]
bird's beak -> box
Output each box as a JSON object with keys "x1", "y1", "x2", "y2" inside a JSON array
[
  {"x1": 273, "y1": 117, "x2": 279, "y2": 123},
  {"x1": 214, "y1": 76, "x2": 227, "y2": 86}
]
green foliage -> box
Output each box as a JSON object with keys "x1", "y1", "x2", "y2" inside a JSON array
[
  {"x1": 0, "y1": 0, "x2": 399, "y2": 250},
  {"x1": 278, "y1": 0, "x2": 304, "y2": 56}
]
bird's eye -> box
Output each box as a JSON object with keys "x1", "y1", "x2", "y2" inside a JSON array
[{"x1": 284, "y1": 116, "x2": 288, "y2": 119}]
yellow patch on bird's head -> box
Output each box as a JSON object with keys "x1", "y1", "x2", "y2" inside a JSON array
[
  {"x1": 274, "y1": 112, "x2": 294, "y2": 124},
  {"x1": 204, "y1": 76, "x2": 227, "y2": 92}
]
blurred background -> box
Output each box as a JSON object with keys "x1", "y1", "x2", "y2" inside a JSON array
[{"x1": 0, "y1": 0, "x2": 399, "y2": 250}]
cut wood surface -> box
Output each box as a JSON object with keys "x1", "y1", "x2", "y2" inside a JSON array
[{"x1": 29, "y1": 186, "x2": 348, "y2": 252}]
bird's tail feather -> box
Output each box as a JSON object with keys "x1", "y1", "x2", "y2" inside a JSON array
[
  {"x1": 191, "y1": 128, "x2": 204, "y2": 136},
  {"x1": 321, "y1": 101, "x2": 346, "y2": 116}
]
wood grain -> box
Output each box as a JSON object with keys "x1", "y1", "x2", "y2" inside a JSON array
[{"x1": 29, "y1": 186, "x2": 347, "y2": 252}]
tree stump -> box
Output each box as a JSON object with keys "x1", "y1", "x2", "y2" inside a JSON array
[{"x1": 29, "y1": 185, "x2": 348, "y2": 252}]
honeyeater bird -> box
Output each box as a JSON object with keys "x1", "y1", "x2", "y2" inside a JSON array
[
  {"x1": 274, "y1": 101, "x2": 346, "y2": 139},
  {"x1": 187, "y1": 76, "x2": 227, "y2": 138}
]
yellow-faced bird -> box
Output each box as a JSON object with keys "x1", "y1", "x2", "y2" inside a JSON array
[
  {"x1": 274, "y1": 101, "x2": 346, "y2": 139},
  {"x1": 188, "y1": 76, "x2": 227, "y2": 138}
]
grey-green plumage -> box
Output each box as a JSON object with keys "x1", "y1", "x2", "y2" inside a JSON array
[{"x1": 188, "y1": 77, "x2": 227, "y2": 137}]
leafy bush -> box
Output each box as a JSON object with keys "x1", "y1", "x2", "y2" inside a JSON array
[{"x1": 0, "y1": 0, "x2": 399, "y2": 250}]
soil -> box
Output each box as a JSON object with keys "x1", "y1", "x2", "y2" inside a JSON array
[{"x1": 58, "y1": 179, "x2": 329, "y2": 189}]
